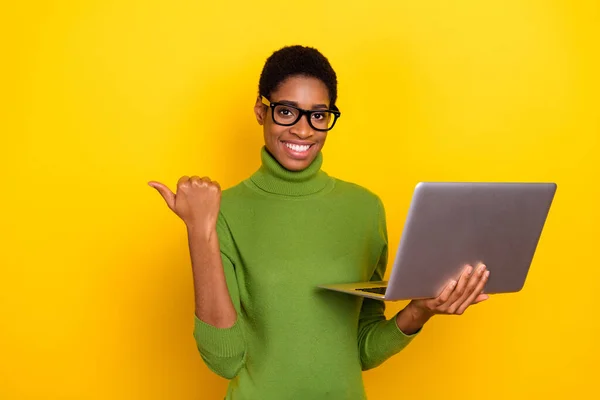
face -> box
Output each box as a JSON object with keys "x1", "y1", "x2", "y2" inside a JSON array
[{"x1": 254, "y1": 75, "x2": 331, "y2": 171}]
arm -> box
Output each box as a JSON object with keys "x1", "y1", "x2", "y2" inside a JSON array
[
  {"x1": 356, "y1": 197, "x2": 490, "y2": 370},
  {"x1": 188, "y1": 222, "x2": 237, "y2": 328},
  {"x1": 190, "y1": 213, "x2": 246, "y2": 379},
  {"x1": 357, "y1": 198, "x2": 420, "y2": 371},
  {"x1": 395, "y1": 303, "x2": 433, "y2": 335},
  {"x1": 357, "y1": 242, "x2": 420, "y2": 371},
  {"x1": 149, "y1": 177, "x2": 245, "y2": 379}
]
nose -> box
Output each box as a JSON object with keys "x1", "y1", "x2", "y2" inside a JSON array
[{"x1": 289, "y1": 114, "x2": 314, "y2": 139}]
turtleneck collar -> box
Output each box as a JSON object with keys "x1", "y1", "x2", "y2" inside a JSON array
[{"x1": 248, "y1": 146, "x2": 334, "y2": 197}]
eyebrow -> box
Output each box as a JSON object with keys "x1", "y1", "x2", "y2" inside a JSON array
[{"x1": 277, "y1": 100, "x2": 329, "y2": 110}]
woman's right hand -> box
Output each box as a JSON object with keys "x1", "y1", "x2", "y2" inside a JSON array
[{"x1": 148, "y1": 176, "x2": 222, "y2": 236}]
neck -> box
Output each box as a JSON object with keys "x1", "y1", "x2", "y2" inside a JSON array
[{"x1": 248, "y1": 146, "x2": 333, "y2": 197}]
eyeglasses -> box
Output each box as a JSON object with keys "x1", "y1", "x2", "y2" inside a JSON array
[{"x1": 261, "y1": 96, "x2": 341, "y2": 132}]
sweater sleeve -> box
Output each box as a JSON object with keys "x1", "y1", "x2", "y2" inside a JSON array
[
  {"x1": 357, "y1": 197, "x2": 420, "y2": 371},
  {"x1": 193, "y1": 212, "x2": 246, "y2": 379}
]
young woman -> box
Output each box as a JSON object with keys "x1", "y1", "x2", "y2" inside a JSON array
[{"x1": 149, "y1": 45, "x2": 489, "y2": 400}]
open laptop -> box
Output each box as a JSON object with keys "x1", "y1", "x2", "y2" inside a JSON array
[{"x1": 318, "y1": 182, "x2": 557, "y2": 301}]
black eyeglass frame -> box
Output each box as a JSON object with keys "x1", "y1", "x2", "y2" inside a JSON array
[{"x1": 261, "y1": 96, "x2": 341, "y2": 132}]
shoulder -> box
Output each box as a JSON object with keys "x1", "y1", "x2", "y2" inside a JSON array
[
  {"x1": 214, "y1": 183, "x2": 249, "y2": 255},
  {"x1": 330, "y1": 177, "x2": 387, "y2": 240},
  {"x1": 219, "y1": 180, "x2": 256, "y2": 208},
  {"x1": 220, "y1": 181, "x2": 246, "y2": 200},
  {"x1": 216, "y1": 181, "x2": 249, "y2": 228},
  {"x1": 331, "y1": 177, "x2": 384, "y2": 208}
]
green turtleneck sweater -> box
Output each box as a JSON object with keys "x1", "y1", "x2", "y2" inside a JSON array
[{"x1": 193, "y1": 147, "x2": 419, "y2": 400}]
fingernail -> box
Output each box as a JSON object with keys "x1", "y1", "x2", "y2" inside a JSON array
[
  {"x1": 467, "y1": 266, "x2": 473, "y2": 274},
  {"x1": 485, "y1": 271, "x2": 490, "y2": 278},
  {"x1": 450, "y1": 280, "x2": 457, "y2": 287},
  {"x1": 479, "y1": 264, "x2": 486, "y2": 272}
]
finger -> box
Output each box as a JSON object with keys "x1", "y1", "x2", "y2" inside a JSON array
[
  {"x1": 472, "y1": 293, "x2": 489, "y2": 304},
  {"x1": 148, "y1": 181, "x2": 176, "y2": 210},
  {"x1": 434, "y1": 279, "x2": 457, "y2": 307},
  {"x1": 201, "y1": 176, "x2": 216, "y2": 187},
  {"x1": 199, "y1": 176, "x2": 221, "y2": 191},
  {"x1": 448, "y1": 263, "x2": 486, "y2": 313},
  {"x1": 190, "y1": 176, "x2": 214, "y2": 188},
  {"x1": 176, "y1": 175, "x2": 189, "y2": 190},
  {"x1": 445, "y1": 265, "x2": 473, "y2": 306},
  {"x1": 456, "y1": 270, "x2": 490, "y2": 314}
]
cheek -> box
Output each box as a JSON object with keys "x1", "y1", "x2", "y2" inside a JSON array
[{"x1": 264, "y1": 120, "x2": 287, "y2": 140}]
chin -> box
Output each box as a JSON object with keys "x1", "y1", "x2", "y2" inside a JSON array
[
  {"x1": 280, "y1": 147, "x2": 320, "y2": 171},
  {"x1": 267, "y1": 140, "x2": 321, "y2": 171}
]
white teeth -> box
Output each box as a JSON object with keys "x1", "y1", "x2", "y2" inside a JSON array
[{"x1": 285, "y1": 143, "x2": 310, "y2": 152}]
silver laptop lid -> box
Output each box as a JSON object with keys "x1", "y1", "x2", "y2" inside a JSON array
[{"x1": 385, "y1": 182, "x2": 557, "y2": 300}]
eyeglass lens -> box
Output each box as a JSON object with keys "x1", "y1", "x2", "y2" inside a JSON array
[{"x1": 272, "y1": 104, "x2": 336, "y2": 130}]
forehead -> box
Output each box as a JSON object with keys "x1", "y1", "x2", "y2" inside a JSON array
[{"x1": 270, "y1": 76, "x2": 330, "y2": 106}]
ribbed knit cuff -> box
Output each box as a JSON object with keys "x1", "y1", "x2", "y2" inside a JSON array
[
  {"x1": 383, "y1": 314, "x2": 420, "y2": 349},
  {"x1": 193, "y1": 315, "x2": 245, "y2": 357}
]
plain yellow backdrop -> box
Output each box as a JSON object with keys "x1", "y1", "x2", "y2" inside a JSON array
[{"x1": 2, "y1": 0, "x2": 599, "y2": 399}]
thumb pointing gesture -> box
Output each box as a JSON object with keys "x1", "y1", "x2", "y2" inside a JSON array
[
  {"x1": 148, "y1": 176, "x2": 222, "y2": 231},
  {"x1": 148, "y1": 181, "x2": 176, "y2": 211}
]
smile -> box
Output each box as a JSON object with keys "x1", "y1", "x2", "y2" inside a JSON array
[{"x1": 285, "y1": 142, "x2": 312, "y2": 152}]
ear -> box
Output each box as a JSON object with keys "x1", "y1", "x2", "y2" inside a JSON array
[{"x1": 254, "y1": 95, "x2": 266, "y2": 125}]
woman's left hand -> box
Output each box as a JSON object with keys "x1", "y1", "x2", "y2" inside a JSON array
[{"x1": 409, "y1": 263, "x2": 490, "y2": 317}]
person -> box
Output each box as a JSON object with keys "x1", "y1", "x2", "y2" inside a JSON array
[{"x1": 148, "y1": 45, "x2": 490, "y2": 400}]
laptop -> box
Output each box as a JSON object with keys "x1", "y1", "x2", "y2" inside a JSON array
[{"x1": 318, "y1": 182, "x2": 557, "y2": 301}]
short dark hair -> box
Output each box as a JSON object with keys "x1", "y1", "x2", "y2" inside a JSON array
[{"x1": 258, "y1": 45, "x2": 338, "y2": 107}]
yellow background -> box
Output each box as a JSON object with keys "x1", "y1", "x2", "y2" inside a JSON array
[{"x1": 2, "y1": 0, "x2": 599, "y2": 399}]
